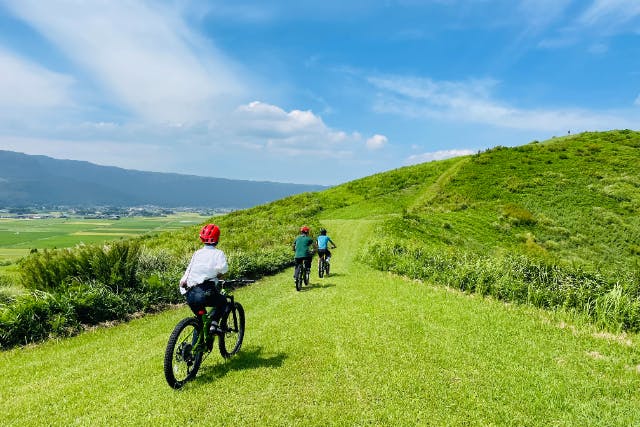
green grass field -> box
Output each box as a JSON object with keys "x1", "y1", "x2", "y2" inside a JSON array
[
  {"x1": 0, "y1": 214, "x2": 207, "y2": 262},
  {"x1": 2, "y1": 131, "x2": 640, "y2": 425},
  {"x1": 1, "y1": 219, "x2": 638, "y2": 426}
]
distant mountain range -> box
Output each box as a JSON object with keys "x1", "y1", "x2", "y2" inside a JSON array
[{"x1": 0, "y1": 150, "x2": 326, "y2": 208}]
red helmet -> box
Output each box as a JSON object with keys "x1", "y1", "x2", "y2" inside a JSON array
[
  {"x1": 300, "y1": 226, "x2": 310, "y2": 233},
  {"x1": 199, "y1": 224, "x2": 220, "y2": 244}
]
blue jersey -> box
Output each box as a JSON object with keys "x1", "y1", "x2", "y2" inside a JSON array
[{"x1": 317, "y1": 235, "x2": 332, "y2": 250}]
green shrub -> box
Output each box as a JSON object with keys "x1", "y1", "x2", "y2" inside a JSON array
[
  {"x1": 363, "y1": 238, "x2": 640, "y2": 332},
  {"x1": 19, "y1": 241, "x2": 142, "y2": 294},
  {"x1": 0, "y1": 291, "x2": 79, "y2": 349},
  {"x1": 501, "y1": 203, "x2": 537, "y2": 226},
  {"x1": 137, "y1": 273, "x2": 183, "y2": 310},
  {"x1": 66, "y1": 282, "x2": 129, "y2": 324}
]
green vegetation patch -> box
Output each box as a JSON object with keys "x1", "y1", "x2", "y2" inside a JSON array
[
  {"x1": 2, "y1": 130, "x2": 640, "y2": 348},
  {"x1": 1, "y1": 219, "x2": 638, "y2": 425}
]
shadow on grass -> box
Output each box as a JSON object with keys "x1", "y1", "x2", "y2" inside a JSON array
[
  {"x1": 189, "y1": 346, "x2": 287, "y2": 386},
  {"x1": 319, "y1": 272, "x2": 344, "y2": 278},
  {"x1": 300, "y1": 282, "x2": 336, "y2": 291}
]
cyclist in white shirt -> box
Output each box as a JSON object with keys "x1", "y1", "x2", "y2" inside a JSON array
[{"x1": 180, "y1": 224, "x2": 229, "y2": 333}]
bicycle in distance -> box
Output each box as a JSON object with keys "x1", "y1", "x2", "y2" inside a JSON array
[
  {"x1": 316, "y1": 229, "x2": 336, "y2": 279},
  {"x1": 318, "y1": 251, "x2": 331, "y2": 278},
  {"x1": 164, "y1": 279, "x2": 253, "y2": 389},
  {"x1": 294, "y1": 260, "x2": 310, "y2": 291}
]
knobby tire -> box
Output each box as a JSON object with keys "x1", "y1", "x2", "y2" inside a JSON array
[
  {"x1": 164, "y1": 317, "x2": 204, "y2": 389},
  {"x1": 219, "y1": 302, "x2": 245, "y2": 358}
]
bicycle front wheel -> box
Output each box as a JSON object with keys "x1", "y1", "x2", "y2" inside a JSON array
[
  {"x1": 164, "y1": 317, "x2": 204, "y2": 389},
  {"x1": 219, "y1": 302, "x2": 245, "y2": 358}
]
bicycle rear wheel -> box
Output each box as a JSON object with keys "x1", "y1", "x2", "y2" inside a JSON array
[
  {"x1": 164, "y1": 317, "x2": 204, "y2": 389},
  {"x1": 318, "y1": 257, "x2": 324, "y2": 278},
  {"x1": 219, "y1": 302, "x2": 245, "y2": 358},
  {"x1": 325, "y1": 260, "x2": 330, "y2": 277},
  {"x1": 295, "y1": 265, "x2": 302, "y2": 291}
]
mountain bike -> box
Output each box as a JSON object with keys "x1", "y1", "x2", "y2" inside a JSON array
[
  {"x1": 318, "y1": 253, "x2": 330, "y2": 278},
  {"x1": 294, "y1": 261, "x2": 310, "y2": 291},
  {"x1": 164, "y1": 279, "x2": 253, "y2": 389},
  {"x1": 317, "y1": 247, "x2": 335, "y2": 278}
]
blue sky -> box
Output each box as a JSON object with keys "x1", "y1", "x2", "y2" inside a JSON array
[{"x1": 0, "y1": 1, "x2": 639, "y2": 185}]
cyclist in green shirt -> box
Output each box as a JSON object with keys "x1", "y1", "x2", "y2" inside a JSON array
[{"x1": 293, "y1": 226, "x2": 315, "y2": 279}]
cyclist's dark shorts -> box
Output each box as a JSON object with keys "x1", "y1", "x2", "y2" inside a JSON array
[
  {"x1": 295, "y1": 256, "x2": 312, "y2": 269},
  {"x1": 186, "y1": 280, "x2": 226, "y2": 316},
  {"x1": 317, "y1": 249, "x2": 331, "y2": 258}
]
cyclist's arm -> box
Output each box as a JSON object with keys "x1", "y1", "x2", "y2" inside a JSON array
[{"x1": 329, "y1": 238, "x2": 337, "y2": 248}]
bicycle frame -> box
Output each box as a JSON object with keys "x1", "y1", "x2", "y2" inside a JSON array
[{"x1": 189, "y1": 283, "x2": 243, "y2": 354}]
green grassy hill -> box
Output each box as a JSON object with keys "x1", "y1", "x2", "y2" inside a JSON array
[
  {"x1": 198, "y1": 129, "x2": 640, "y2": 330},
  {"x1": 2, "y1": 219, "x2": 639, "y2": 425},
  {"x1": 1, "y1": 130, "x2": 639, "y2": 424}
]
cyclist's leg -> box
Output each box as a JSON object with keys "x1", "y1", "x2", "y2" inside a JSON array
[
  {"x1": 185, "y1": 285, "x2": 207, "y2": 315},
  {"x1": 203, "y1": 282, "x2": 226, "y2": 325},
  {"x1": 304, "y1": 256, "x2": 312, "y2": 272}
]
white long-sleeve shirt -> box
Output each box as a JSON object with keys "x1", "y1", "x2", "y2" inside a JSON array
[{"x1": 179, "y1": 245, "x2": 229, "y2": 295}]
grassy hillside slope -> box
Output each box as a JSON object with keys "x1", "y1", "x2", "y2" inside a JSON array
[
  {"x1": 2, "y1": 219, "x2": 638, "y2": 426},
  {"x1": 2, "y1": 130, "x2": 640, "y2": 349},
  {"x1": 361, "y1": 130, "x2": 640, "y2": 331},
  {"x1": 410, "y1": 130, "x2": 640, "y2": 272}
]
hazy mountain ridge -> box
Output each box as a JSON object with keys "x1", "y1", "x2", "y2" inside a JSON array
[{"x1": 0, "y1": 150, "x2": 326, "y2": 208}]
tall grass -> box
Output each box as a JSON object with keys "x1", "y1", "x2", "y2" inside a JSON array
[
  {"x1": 0, "y1": 241, "x2": 188, "y2": 349},
  {"x1": 364, "y1": 236, "x2": 640, "y2": 332}
]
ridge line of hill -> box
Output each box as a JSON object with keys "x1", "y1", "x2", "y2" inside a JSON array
[{"x1": 0, "y1": 150, "x2": 326, "y2": 208}]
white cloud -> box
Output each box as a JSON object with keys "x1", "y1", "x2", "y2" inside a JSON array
[
  {"x1": 232, "y1": 101, "x2": 361, "y2": 157},
  {"x1": 535, "y1": 0, "x2": 640, "y2": 49},
  {"x1": 406, "y1": 149, "x2": 475, "y2": 165},
  {"x1": 236, "y1": 101, "x2": 327, "y2": 136},
  {"x1": 578, "y1": 0, "x2": 640, "y2": 28},
  {"x1": 517, "y1": 0, "x2": 573, "y2": 33},
  {"x1": 0, "y1": 48, "x2": 74, "y2": 110},
  {"x1": 369, "y1": 74, "x2": 638, "y2": 132},
  {"x1": 3, "y1": 0, "x2": 246, "y2": 124},
  {"x1": 366, "y1": 134, "x2": 388, "y2": 150}
]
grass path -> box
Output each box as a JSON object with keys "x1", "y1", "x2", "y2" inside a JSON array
[
  {"x1": 409, "y1": 156, "x2": 470, "y2": 212},
  {"x1": 1, "y1": 219, "x2": 639, "y2": 425}
]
